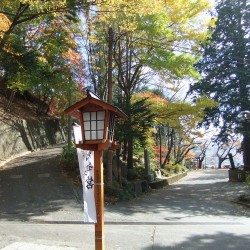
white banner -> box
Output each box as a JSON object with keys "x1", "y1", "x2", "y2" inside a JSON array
[
  {"x1": 72, "y1": 124, "x2": 82, "y2": 144},
  {"x1": 73, "y1": 126, "x2": 96, "y2": 223}
]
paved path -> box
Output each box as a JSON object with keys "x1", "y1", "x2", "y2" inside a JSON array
[
  {"x1": 0, "y1": 146, "x2": 83, "y2": 222},
  {"x1": 0, "y1": 147, "x2": 250, "y2": 249}
]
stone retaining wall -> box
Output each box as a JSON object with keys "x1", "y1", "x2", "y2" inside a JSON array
[
  {"x1": 132, "y1": 172, "x2": 188, "y2": 194},
  {"x1": 165, "y1": 171, "x2": 188, "y2": 185},
  {"x1": 149, "y1": 171, "x2": 188, "y2": 189},
  {"x1": 0, "y1": 118, "x2": 66, "y2": 165}
]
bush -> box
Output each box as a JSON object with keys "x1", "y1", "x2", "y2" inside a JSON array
[
  {"x1": 105, "y1": 182, "x2": 136, "y2": 202},
  {"x1": 174, "y1": 164, "x2": 187, "y2": 173},
  {"x1": 134, "y1": 166, "x2": 147, "y2": 180},
  {"x1": 160, "y1": 168, "x2": 170, "y2": 177},
  {"x1": 162, "y1": 162, "x2": 186, "y2": 176},
  {"x1": 118, "y1": 183, "x2": 137, "y2": 201},
  {"x1": 61, "y1": 143, "x2": 77, "y2": 170},
  {"x1": 174, "y1": 164, "x2": 182, "y2": 173}
]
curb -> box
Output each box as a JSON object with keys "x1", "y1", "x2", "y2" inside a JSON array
[{"x1": 149, "y1": 171, "x2": 188, "y2": 189}]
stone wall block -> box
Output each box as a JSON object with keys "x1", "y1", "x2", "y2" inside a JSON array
[{"x1": 0, "y1": 118, "x2": 66, "y2": 161}]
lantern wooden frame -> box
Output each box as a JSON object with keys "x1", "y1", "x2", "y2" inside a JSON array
[
  {"x1": 65, "y1": 90, "x2": 127, "y2": 151},
  {"x1": 65, "y1": 90, "x2": 127, "y2": 250}
]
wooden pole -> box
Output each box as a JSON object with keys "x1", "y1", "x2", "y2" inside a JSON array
[{"x1": 94, "y1": 150, "x2": 105, "y2": 250}]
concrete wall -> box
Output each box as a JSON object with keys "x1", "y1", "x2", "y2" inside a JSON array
[{"x1": 0, "y1": 118, "x2": 66, "y2": 163}]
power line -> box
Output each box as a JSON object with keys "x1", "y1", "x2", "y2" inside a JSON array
[
  {"x1": 111, "y1": 33, "x2": 250, "y2": 69},
  {"x1": 81, "y1": 18, "x2": 250, "y2": 67},
  {"x1": 118, "y1": 34, "x2": 250, "y2": 66},
  {"x1": 83, "y1": 34, "x2": 250, "y2": 74}
]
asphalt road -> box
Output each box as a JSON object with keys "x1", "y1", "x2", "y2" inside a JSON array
[{"x1": 0, "y1": 146, "x2": 250, "y2": 249}]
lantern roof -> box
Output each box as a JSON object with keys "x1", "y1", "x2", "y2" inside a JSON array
[{"x1": 65, "y1": 90, "x2": 128, "y2": 120}]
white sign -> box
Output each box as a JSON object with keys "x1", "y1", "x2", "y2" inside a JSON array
[
  {"x1": 72, "y1": 124, "x2": 82, "y2": 144},
  {"x1": 73, "y1": 126, "x2": 96, "y2": 223},
  {"x1": 77, "y1": 149, "x2": 97, "y2": 223}
]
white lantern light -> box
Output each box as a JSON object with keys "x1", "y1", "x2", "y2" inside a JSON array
[{"x1": 83, "y1": 111, "x2": 106, "y2": 141}]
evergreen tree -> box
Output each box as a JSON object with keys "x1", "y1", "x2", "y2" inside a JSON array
[
  {"x1": 189, "y1": 0, "x2": 250, "y2": 170},
  {"x1": 114, "y1": 96, "x2": 155, "y2": 169}
]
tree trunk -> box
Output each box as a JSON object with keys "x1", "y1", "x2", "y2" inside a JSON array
[
  {"x1": 243, "y1": 134, "x2": 250, "y2": 171},
  {"x1": 106, "y1": 151, "x2": 113, "y2": 187},
  {"x1": 198, "y1": 155, "x2": 205, "y2": 169},
  {"x1": 159, "y1": 127, "x2": 162, "y2": 168},
  {"x1": 127, "y1": 135, "x2": 133, "y2": 169},
  {"x1": 228, "y1": 153, "x2": 236, "y2": 170},
  {"x1": 5, "y1": 90, "x2": 16, "y2": 111},
  {"x1": 106, "y1": 27, "x2": 114, "y2": 187},
  {"x1": 107, "y1": 27, "x2": 113, "y2": 104},
  {"x1": 218, "y1": 157, "x2": 222, "y2": 169},
  {"x1": 123, "y1": 139, "x2": 127, "y2": 161},
  {"x1": 116, "y1": 148, "x2": 122, "y2": 186},
  {"x1": 161, "y1": 129, "x2": 174, "y2": 168},
  {"x1": 144, "y1": 148, "x2": 150, "y2": 176}
]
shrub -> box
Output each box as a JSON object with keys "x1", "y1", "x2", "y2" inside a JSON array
[
  {"x1": 134, "y1": 166, "x2": 147, "y2": 180},
  {"x1": 174, "y1": 164, "x2": 181, "y2": 173},
  {"x1": 61, "y1": 143, "x2": 77, "y2": 170},
  {"x1": 162, "y1": 162, "x2": 186, "y2": 176},
  {"x1": 160, "y1": 168, "x2": 170, "y2": 177},
  {"x1": 105, "y1": 182, "x2": 136, "y2": 202}
]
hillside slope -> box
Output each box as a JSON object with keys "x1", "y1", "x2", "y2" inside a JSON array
[
  {"x1": 0, "y1": 91, "x2": 66, "y2": 165},
  {"x1": 0, "y1": 91, "x2": 51, "y2": 121}
]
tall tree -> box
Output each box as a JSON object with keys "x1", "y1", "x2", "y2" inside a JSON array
[
  {"x1": 194, "y1": 139, "x2": 211, "y2": 169},
  {"x1": 84, "y1": 0, "x2": 215, "y2": 169},
  {"x1": 134, "y1": 92, "x2": 217, "y2": 168},
  {"x1": 189, "y1": 0, "x2": 250, "y2": 170},
  {"x1": 215, "y1": 135, "x2": 239, "y2": 169},
  {"x1": 0, "y1": 1, "x2": 86, "y2": 115}
]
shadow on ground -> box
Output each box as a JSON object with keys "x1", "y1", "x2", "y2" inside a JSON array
[
  {"x1": 1, "y1": 149, "x2": 249, "y2": 224},
  {"x1": 143, "y1": 232, "x2": 250, "y2": 250},
  {"x1": 0, "y1": 147, "x2": 80, "y2": 221},
  {"x1": 105, "y1": 170, "x2": 250, "y2": 219}
]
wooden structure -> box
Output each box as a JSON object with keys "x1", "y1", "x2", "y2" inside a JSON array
[{"x1": 65, "y1": 90, "x2": 127, "y2": 250}]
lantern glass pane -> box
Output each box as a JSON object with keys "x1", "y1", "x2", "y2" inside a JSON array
[
  {"x1": 83, "y1": 110, "x2": 105, "y2": 141},
  {"x1": 83, "y1": 112, "x2": 90, "y2": 121},
  {"x1": 91, "y1": 121, "x2": 96, "y2": 130},
  {"x1": 97, "y1": 120, "x2": 104, "y2": 130},
  {"x1": 92, "y1": 112, "x2": 97, "y2": 120},
  {"x1": 85, "y1": 131, "x2": 91, "y2": 140},
  {"x1": 84, "y1": 121, "x2": 90, "y2": 130},
  {"x1": 97, "y1": 111, "x2": 105, "y2": 120},
  {"x1": 97, "y1": 130, "x2": 103, "y2": 139},
  {"x1": 91, "y1": 131, "x2": 97, "y2": 140}
]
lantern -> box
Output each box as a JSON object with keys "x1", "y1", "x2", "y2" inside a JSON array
[
  {"x1": 65, "y1": 90, "x2": 127, "y2": 151},
  {"x1": 65, "y1": 90, "x2": 127, "y2": 250}
]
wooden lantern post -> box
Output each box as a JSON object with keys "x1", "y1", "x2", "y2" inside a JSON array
[
  {"x1": 65, "y1": 90, "x2": 127, "y2": 250},
  {"x1": 94, "y1": 150, "x2": 104, "y2": 249}
]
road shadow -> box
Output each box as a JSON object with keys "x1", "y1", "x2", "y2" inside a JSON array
[
  {"x1": 0, "y1": 147, "x2": 80, "y2": 221},
  {"x1": 143, "y1": 232, "x2": 250, "y2": 250},
  {"x1": 105, "y1": 170, "x2": 250, "y2": 219}
]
